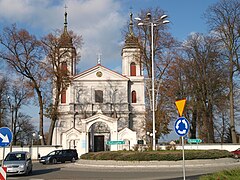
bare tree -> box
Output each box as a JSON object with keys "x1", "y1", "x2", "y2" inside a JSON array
[
  {"x1": 0, "y1": 25, "x2": 47, "y2": 144},
  {"x1": 7, "y1": 78, "x2": 33, "y2": 145},
  {"x1": 0, "y1": 75, "x2": 8, "y2": 127},
  {"x1": 166, "y1": 33, "x2": 229, "y2": 143},
  {"x1": 41, "y1": 26, "x2": 82, "y2": 145},
  {"x1": 15, "y1": 113, "x2": 36, "y2": 145},
  {"x1": 205, "y1": 0, "x2": 240, "y2": 143}
]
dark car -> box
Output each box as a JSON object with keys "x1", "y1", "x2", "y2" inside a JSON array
[
  {"x1": 39, "y1": 149, "x2": 78, "y2": 164},
  {"x1": 231, "y1": 148, "x2": 240, "y2": 158},
  {"x1": 3, "y1": 151, "x2": 32, "y2": 175}
]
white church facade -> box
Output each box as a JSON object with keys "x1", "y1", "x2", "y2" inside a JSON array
[{"x1": 52, "y1": 12, "x2": 146, "y2": 155}]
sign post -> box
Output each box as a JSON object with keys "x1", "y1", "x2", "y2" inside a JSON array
[{"x1": 175, "y1": 99, "x2": 189, "y2": 180}]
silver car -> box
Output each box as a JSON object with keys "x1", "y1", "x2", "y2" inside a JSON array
[{"x1": 3, "y1": 151, "x2": 32, "y2": 175}]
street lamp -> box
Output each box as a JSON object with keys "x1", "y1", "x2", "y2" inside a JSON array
[
  {"x1": 32, "y1": 132, "x2": 36, "y2": 158},
  {"x1": 7, "y1": 96, "x2": 14, "y2": 152},
  {"x1": 135, "y1": 12, "x2": 169, "y2": 150}
]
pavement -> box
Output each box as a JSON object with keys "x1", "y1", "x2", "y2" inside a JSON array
[{"x1": 75, "y1": 158, "x2": 240, "y2": 168}]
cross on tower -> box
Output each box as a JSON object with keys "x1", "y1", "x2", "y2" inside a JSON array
[
  {"x1": 97, "y1": 53, "x2": 102, "y2": 64},
  {"x1": 64, "y1": 4, "x2": 68, "y2": 13}
]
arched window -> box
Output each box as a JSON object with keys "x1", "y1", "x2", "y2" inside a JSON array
[
  {"x1": 61, "y1": 62, "x2": 68, "y2": 75},
  {"x1": 132, "y1": 90, "x2": 137, "y2": 103},
  {"x1": 61, "y1": 89, "x2": 66, "y2": 103},
  {"x1": 130, "y1": 62, "x2": 136, "y2": 76}
]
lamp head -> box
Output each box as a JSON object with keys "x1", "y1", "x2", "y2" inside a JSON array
[
  {"x1": 163, "y1": 20, "x2": 170, "y2": 24},
  {"x1": 160, "y1": 14, "x2": 168, "y2": 19},
  {"x1": 147, "y1": 12, "x2": 151, "y2": 18},
  {"x1": 134, "y1": 17, "x2": 141, "y2": 21}
]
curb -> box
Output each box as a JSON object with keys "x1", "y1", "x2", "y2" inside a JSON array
[{"x1": 74, "y1": 158, "x2": 240, "y2": 168}]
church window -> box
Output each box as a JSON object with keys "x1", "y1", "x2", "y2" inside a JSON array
[
  {"x1": 61, "y1": 62, "x2": 68, "y2": 75},
  {"x1": 61, "y1": 89, "x2": 66, "y2": 103},
  {"x1": 130, "y1": 62, "x2": 136, "y2": 76},
  {"x1": 95, "y1": 90, "x2": 103, "y2": 103},
  {"x1": 132, "y1": 90, "x2": 137, "y2": 103}
]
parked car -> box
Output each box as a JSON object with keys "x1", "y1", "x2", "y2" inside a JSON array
[
  {"x1": 2, "y1": 151, "x2": 32, "y2": 175},
  {"x1": 39, "y1": 149, "x2": 78, "y2": 164},
  {"x1": 231, "y1": 148, "x2": 240, "y2": 158}
]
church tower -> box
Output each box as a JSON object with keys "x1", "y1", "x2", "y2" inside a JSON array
[
  {"x1": 58, "y1": 10, "x2": 77, "y2": 105},
  {"x1": 122, "y1": 13, "x2": 142, "y2": 77},
  {"x1": 122, "y1": 13, "x2": 146, "y2": 139},
  {"x1": 58, "y1": 10, "x2": 77, "y2": 76}
]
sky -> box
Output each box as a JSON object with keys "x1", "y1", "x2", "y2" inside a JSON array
[
  {"x1": 0, "y1": 0, "x2": 220, "y2": 72},
  {"x1": 0, "y1": 0, "x2": 221, "y2": 140}
]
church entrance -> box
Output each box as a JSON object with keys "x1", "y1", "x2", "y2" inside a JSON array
[
  {"x1": 94, "y1": 135, "x2": 104, "y2": 152},
  {"x1": 88, "y1": 121, "x2": 110, "y2": 152}
]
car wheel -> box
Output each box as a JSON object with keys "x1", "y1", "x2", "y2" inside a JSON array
[
  {"x1": 234, "y1": 154, "x2": 239, "y2": 158},
  {"x1": 71, "y1": 157, "x2": 76, "y2": 163},
  {"x1": 29, "y1": 168, "x2": 32, "y2": 174},
  {"x1": 52, "y1": 158, "x2": 57, "y2": 164}
]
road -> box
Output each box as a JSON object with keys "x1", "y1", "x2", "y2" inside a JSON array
[{"x1": 6, "y1": 159, "x2": 240, "y2": 180}]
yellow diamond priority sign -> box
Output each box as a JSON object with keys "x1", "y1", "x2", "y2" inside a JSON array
[{"x1": 175, "y1": 99, "x2": 186, "y2": 117}]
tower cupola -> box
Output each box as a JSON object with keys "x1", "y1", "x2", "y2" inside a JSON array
[{"x1": 59, "y1": 11, "x2": 73, "y2": 48}]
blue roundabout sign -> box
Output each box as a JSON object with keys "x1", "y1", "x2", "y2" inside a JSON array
[
  {"x1": 174, "y1": 117, "x2": 190, "y2": 137},
  {"x1": 0, "y1": 127, "x2": 13, "y2": 147}
]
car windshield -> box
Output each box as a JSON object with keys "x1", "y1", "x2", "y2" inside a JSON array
[
  {"x1": 48, "y1": 151, "x2": 61, "y2": 156},
  {"x1": 5, "y1": 153, "x2": 26, "y2": 161}
]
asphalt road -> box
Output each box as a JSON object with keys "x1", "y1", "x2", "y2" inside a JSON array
[{"x1": 5, "y1": 159, "x2": 240, "y2": 180}]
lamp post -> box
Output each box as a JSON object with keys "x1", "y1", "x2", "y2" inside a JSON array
[
  {"x1": 7, "y1": 96, "x2": 14, "y2": 152},
  {"x1": 32, "y1": 132, "x2": 36, "y2": 158},
  {"x1": 135, "y1": 12, "x2": 169, "y2": 150}
]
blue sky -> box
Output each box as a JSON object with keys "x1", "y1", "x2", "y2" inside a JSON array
[
  {"x1": 0, "y1": 0, "x2": 220, "y2": 139},
  {"x1": 0, "y1": 0, "x2": 220, "y2": 72}
]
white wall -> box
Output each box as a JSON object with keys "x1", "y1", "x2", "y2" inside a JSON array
[
  {"x1": 0, "y1": 146, "x2": 62, "y2": 160},
  {"x1": 161, "y1": 144, "x2": 240, "y2": 152}
]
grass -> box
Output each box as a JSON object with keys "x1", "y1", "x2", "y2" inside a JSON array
[{"x1": 199, "y1": 167, "x2": 240, "y2": 180}]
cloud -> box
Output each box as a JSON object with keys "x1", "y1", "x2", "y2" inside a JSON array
[{"x1": 0, "y1": 0, "x2": 127, "y2": 71}]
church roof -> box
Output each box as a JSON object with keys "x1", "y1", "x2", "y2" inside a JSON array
[
  {"x1": 59, "y1": 11, "x2": 73, "y2": 48},
  {"x1": 123, "y1": 12, "x2": 139, "y2": 49},
  {"x1": 73, "y1": 64, "x2": 129, "y2": 81}
]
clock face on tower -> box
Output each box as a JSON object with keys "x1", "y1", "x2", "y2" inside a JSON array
[{"x1": 96, "y1": 71, "x2": 102, "y2": 77}]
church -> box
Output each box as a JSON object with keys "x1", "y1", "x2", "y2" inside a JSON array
[{"x1": 52, "y1": 12, "x2": 146, "y2": 155}]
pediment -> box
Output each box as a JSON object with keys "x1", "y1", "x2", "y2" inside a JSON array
[
  {"x1": 83, "y1": 110, "x2": 117, "y2": 124},
  {"x1": 119, "y1": 127, "x2": 135, "y2": 136},
  {"x1": 65, "y1": 128, "x2": 81, "y2": 137},
  {"x1": 118, "y1": 127, "x2": 136, "y2": 141},
  {"x1": 73, "y1": 64, "x2": 129, "y2": 81}
]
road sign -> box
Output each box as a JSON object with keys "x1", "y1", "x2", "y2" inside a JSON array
[
  {"x1": 174, "y1": 117, "x2": 189, "y2": 137},
  {"x1": 187, "y1": 139, "x2": 202, "y2": 144},
  {"x1": 0, "y1": 127, "x2": 13, "y2": 147},
  {"x1": 107, "y1": 140, "x2": 125, "y2": 145},
  {"x1": 175, "y1": 99, "x2": 186, "y2": 117},
  {"x1": 0, "y1": 167, "x2": 7, "y2": 180}
]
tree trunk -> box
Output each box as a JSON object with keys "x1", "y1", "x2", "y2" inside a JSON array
[
  {"x1": 34, "y1": 81, "x2": 46, "y2": 145},
  {"x1": 229, "y1": 61, "x2": 237, "y2": 143}
]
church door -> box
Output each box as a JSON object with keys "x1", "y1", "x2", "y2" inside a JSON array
[{"x1": 94, "y1": 135, "x2": 104, "y2": 152}]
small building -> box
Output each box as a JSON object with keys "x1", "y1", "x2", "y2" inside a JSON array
[{"x1": 52, "y1": 12, "x2": 146, "y2": 155}]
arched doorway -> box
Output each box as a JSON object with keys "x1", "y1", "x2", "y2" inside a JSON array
[{"x1": 89, "y1": 121, "x2": 110, "y2": 152}]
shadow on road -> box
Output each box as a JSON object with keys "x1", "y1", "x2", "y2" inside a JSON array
[
  {"x1": 7, "y1": 167, "x2": 61, "y2": 178},
  {"x1": 31, "y1": 167, "x2": 61, "y2": 176}
]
